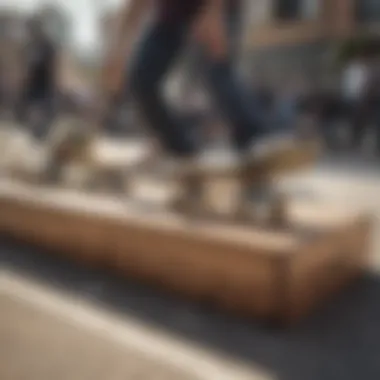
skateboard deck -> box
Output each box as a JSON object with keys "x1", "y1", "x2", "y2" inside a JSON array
[
  {"x1": 173, "y1": 140, "x2": 319, "y2": 181},
  {"x1": 2, "y1": 133, "x2": 320, "y2": 226},
  {"x1": 169, "y1": 140, "x2": 319, "y2": 226},
  {"x1": 43, "y1": 120, "x2": 318, "y2": 181},
  {"x1": 0, "y1": 178, "x2": 371, "y2": 324}
]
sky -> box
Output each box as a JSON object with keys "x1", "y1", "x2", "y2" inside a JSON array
[{"x1": 0, "y1": 0, "x2": 123, "y2": 57}]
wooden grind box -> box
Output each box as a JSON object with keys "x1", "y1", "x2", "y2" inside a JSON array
[{"x1": 0, "y1": 179, "x2": 371, "y2": 325}]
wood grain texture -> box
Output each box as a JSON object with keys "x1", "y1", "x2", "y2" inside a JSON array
[{"x1": 0, "y1": 179, "x2": 371, "y2": 324}]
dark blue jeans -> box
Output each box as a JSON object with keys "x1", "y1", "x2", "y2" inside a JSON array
[
  {"x1": 129, "y1": 13, "x2": 262, "y2": 157},
  {"x1": 185, "y1": 2, "x2": 243, "y2": 75}
]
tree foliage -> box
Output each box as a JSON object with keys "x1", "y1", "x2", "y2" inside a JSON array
[{"x1": 334, "y1": 34, "x2": 380, "y2": 65}]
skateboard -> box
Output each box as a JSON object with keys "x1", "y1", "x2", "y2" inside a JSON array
[
  {"x1": 169, "y1": 139, "x2": 320, "y2": 228},
  {"x1": 23, "y1": 114, "x2": 319, "y2": 228},
  {"x1": 39, "y1": 118, "x2": 149, "y2": 193}
]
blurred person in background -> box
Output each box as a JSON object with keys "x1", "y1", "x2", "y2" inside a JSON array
[
  {"x1": 341, "y1": 53, "x2": 371, "y2": 151},
  {"x1": 364, "y1": 53, "x2": 380, "y2": 156},
  {"x1": 0, "y1": 15, "x2": 25, "y2": 120},
  {"x1": 275, "y1": 76, "x2": 305, "y2": 132},
  {"x1": 0, "y1": 40, "x2": 7, "y2": 116},
  {"x1": 0, "y1": 48, "x2": 23, "y2": 120},
  {"x1": 16, "y1": 16, "x2": 59, "y2": 141},
  {"x1": 57, "y1": 54, "x2": 95, "y2": 119}
]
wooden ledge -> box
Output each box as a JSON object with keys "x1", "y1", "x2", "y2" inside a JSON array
[
  {"x1": 0, "y1": 179, "x2": 300, "y2": 254},
  {"x1": 0, "y1": 178, "x2": 371, "y2": 324}
]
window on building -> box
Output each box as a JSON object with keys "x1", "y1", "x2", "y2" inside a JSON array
[
  {"x1": 302, "y1": 0, "x2": 320, "y2": 19},
  {"x1": 274, "y1": 0, "x2": 299, "y2": 20},
  {"x1": 273, "y1": 0, "x2": 319, "y2": 21},
  {"x1": 355, "y1": 0, "x2": 380, "y2": 22}
]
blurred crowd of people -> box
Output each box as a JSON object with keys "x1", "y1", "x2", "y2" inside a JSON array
[{"x1": 1, "y1": 9, "x2": 380, "y2": 159}]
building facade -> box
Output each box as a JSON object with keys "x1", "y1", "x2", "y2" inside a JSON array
[
  {"x1": 244, "y1": 0, "x2": 380, "y2": 79},
  {"x1": 95, "y1": 1, "x2": 380, "y2": 85}
]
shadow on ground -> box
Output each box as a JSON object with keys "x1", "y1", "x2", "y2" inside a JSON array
[{"x1": 1, "y1": 238, "x2": 380, "y2": 380}]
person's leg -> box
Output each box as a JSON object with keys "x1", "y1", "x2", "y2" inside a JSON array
[
  {"x1": 179, "y1": 2, "x2": 243, "y2": 106},
  {"x1": 203, "y1": 57, "x2": 264, "y2": 153},
  {"x1": 225, "y1": 1, "x2": 243, "y2": 60},
  {"x1": 182, "y1": 3, "x2": 263, "y2": 153},
  {"x1": 129, "y1": 18, "x2": 197, "y2": 157},
  {"x1": 200, "y1": 2, "x2": 244, "y2": 64}
]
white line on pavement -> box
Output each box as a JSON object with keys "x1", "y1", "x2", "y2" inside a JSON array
[{"x1": 0, "y1": 270, "x2": 273, "y2": 380}]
